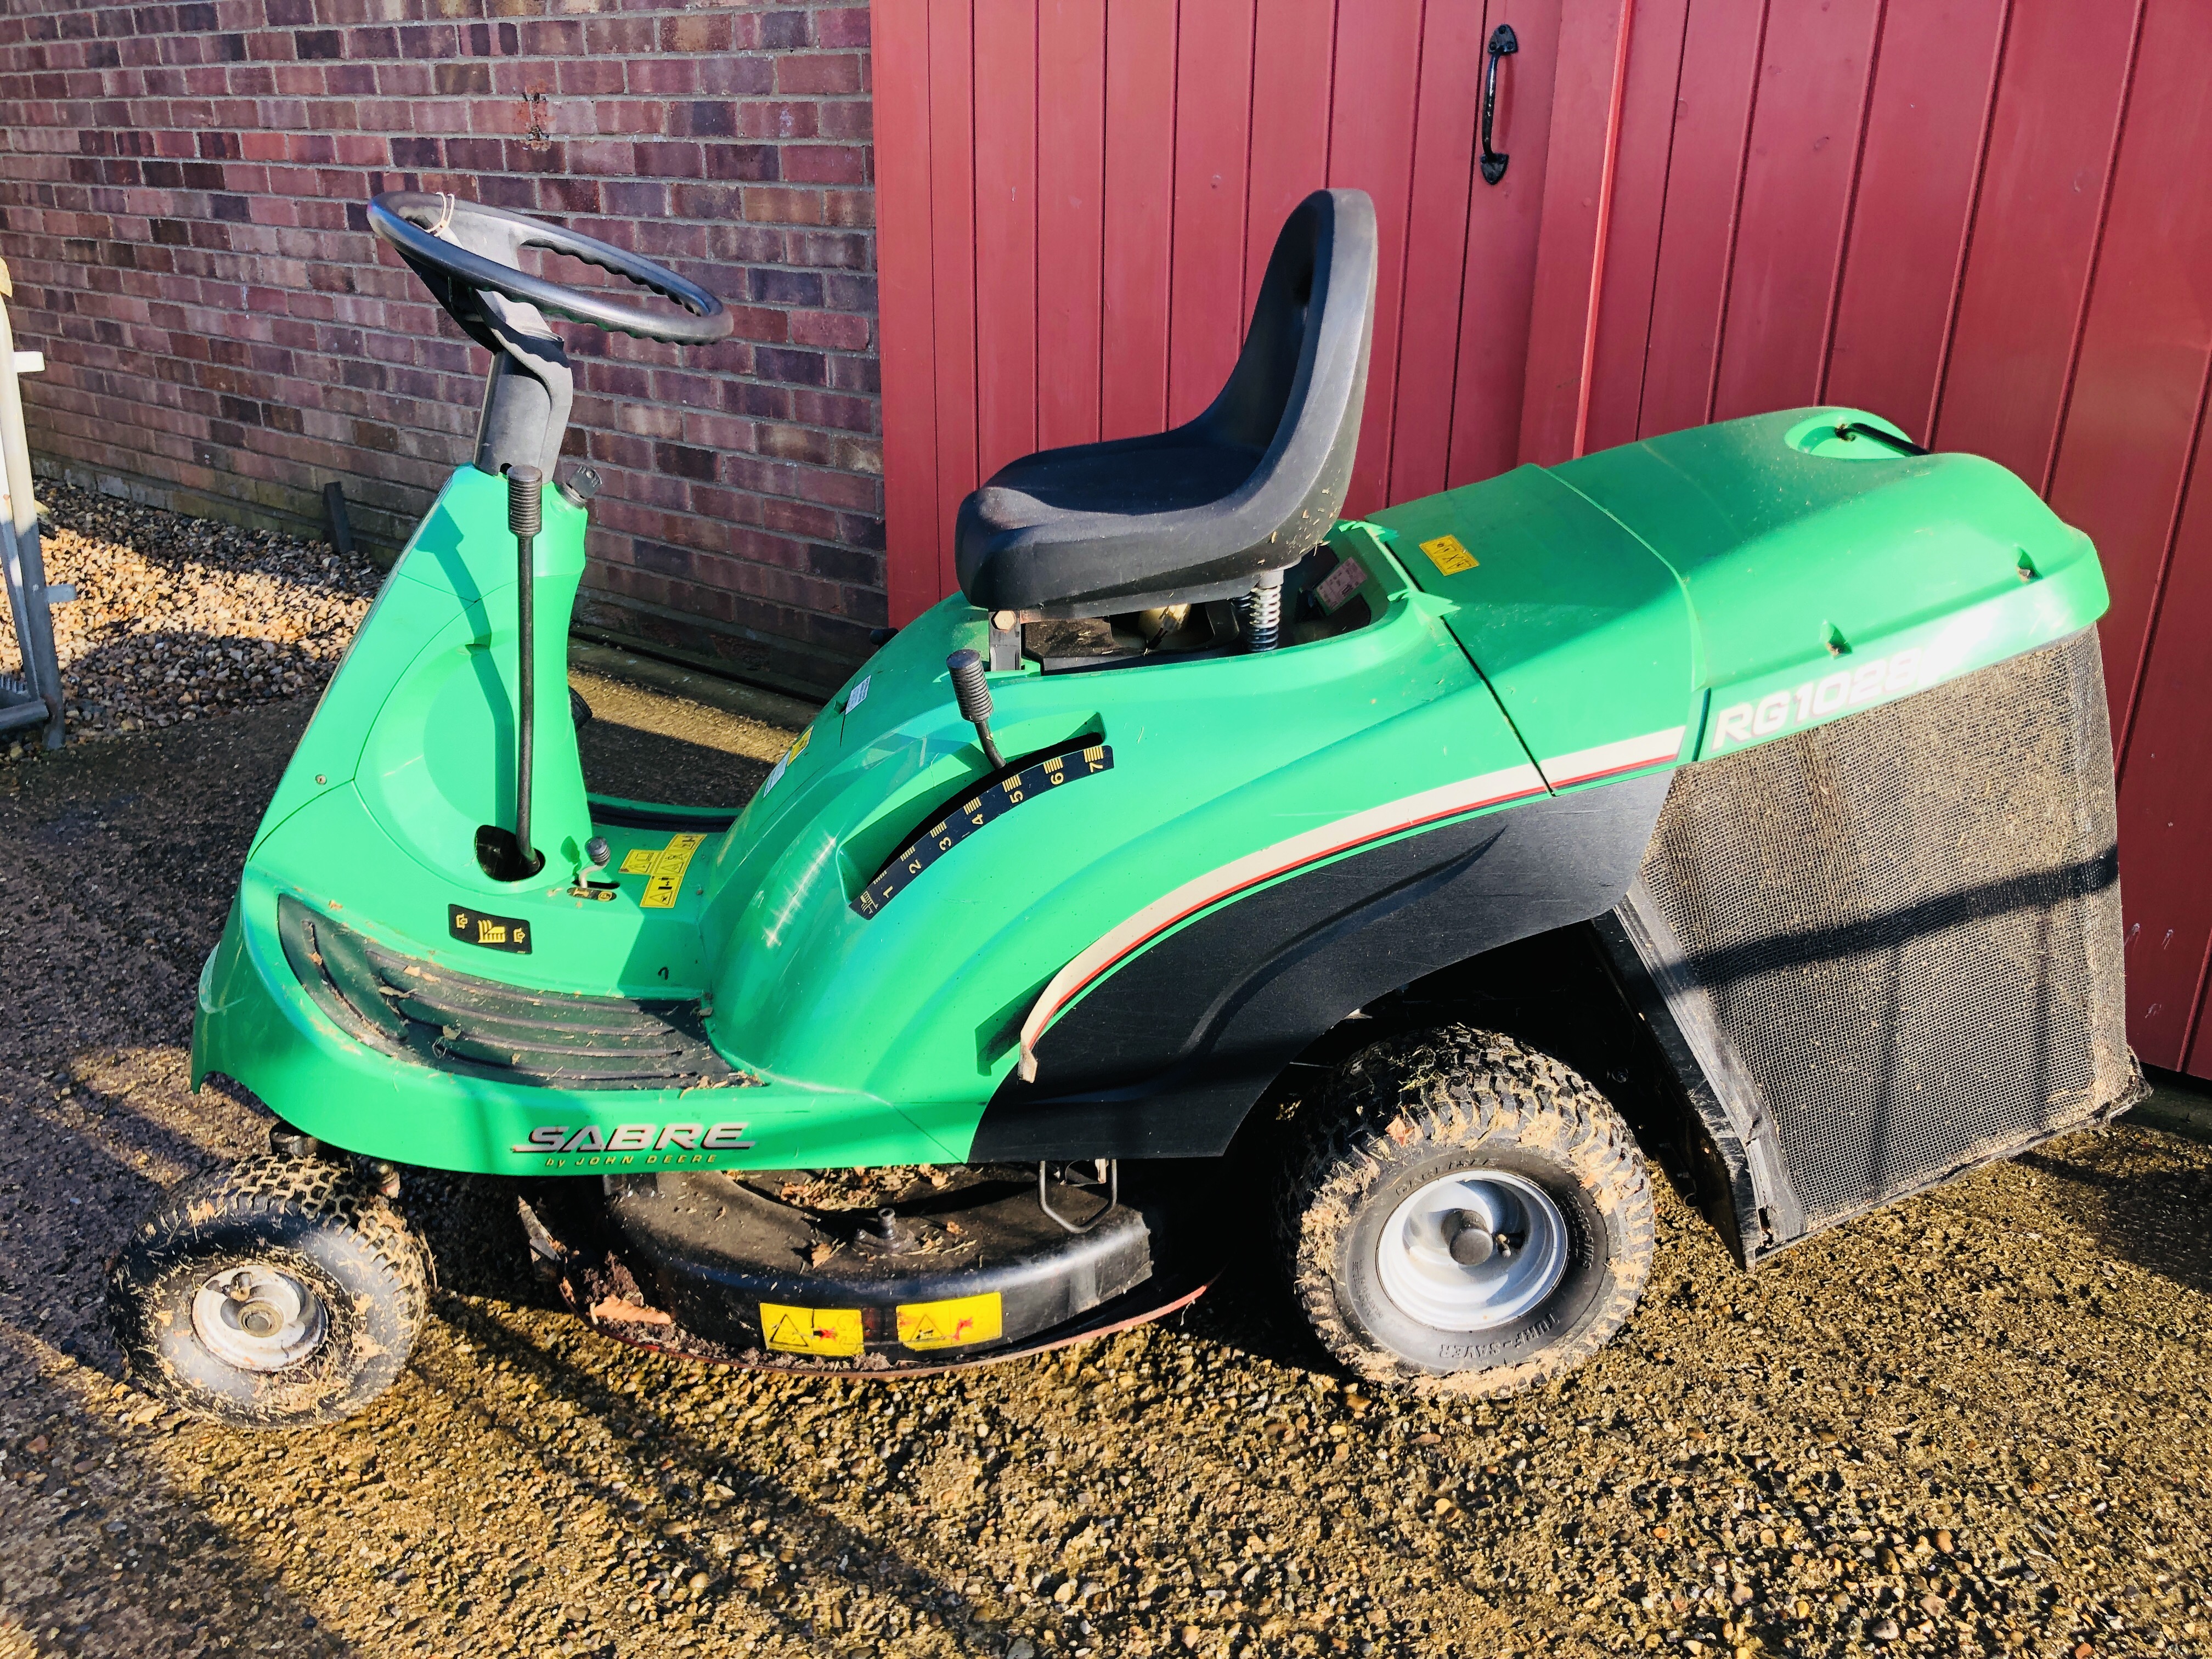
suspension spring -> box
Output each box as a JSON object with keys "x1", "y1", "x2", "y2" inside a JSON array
[{"x1": 1239, "y1": 571, "x2": 1285, "y2": 651}]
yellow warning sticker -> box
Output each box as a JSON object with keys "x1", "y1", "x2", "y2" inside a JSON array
[
  {"x1": 758, "y1": 724, "x2": 812, "y2": 798},
  {"x1": 760, "y1": 1303, "x2": 864, "y2": 1357},
  {"x1": 1419, "y1": 532, "x2": 1478, "y2": 575},
  {"x1": 618, "y1": 847, "x2": 656, "y2": 875},
  {"x1": 895, "y1": 1291, "x2": 1003, "y2": 1351},
  {"x1": 639, "y1": 833, "x2": 707, "y2": 910}
]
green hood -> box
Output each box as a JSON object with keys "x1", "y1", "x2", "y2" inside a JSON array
[{"x1": 1367, "y1": 407, "x2": 2107, "y2": 782}]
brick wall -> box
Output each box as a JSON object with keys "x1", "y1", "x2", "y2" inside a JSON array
[{"x1": 0, "y1": 0, "x2": 882, "y2": 699}]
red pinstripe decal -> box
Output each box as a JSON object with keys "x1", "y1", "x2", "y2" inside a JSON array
[{"x1": 1016, "y1": 764, "x2": 1548, "y2": 1078}]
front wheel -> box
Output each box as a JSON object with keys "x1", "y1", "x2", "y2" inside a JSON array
[
  {"x1": 1279, "y1": 1026, "x2": 1654, "y2": 1396},
  {"x1": 107, "y1": 1155, "x2": 430, "y2": 1427}
]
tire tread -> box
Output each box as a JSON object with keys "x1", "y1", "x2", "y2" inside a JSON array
[
  {"x1": 1278, "y1": 1025, "x2": 1655, "y2": 1397},
  {"x1": 109, "y1": 1155, "x2": 429, "y2": 1426}
]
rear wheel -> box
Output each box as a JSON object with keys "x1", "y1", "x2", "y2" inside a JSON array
[
  {"x1": 107, "y1": 1155, "x2": 429, "y2": 1427},
  {"x1": 1280, "y1": 1025, "x2": 1654, "y2": 1396}
]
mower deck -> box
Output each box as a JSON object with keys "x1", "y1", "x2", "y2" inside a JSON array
[{"x1": 515, "y1": 1163, "x2": 1220, "y2": 1375}]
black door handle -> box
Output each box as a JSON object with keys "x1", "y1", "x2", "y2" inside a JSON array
[{"x1": 1479, "y1": 24, "x2": 1519, "y2": 185}]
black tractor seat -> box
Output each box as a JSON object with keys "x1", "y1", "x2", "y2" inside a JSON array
[{"x1": 956, "y1": 189, "x2": 1378, "y2": 620}]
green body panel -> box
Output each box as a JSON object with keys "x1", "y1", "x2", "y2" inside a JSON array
[
  {"x1": 1365, "y1": 468, "x2": 1696, "y2": 775},
  {"x1": 693, "y1": 558, "x2": 1517, "y2": 1115},
  {"x1": 1370, "y1": 408, "x2": 2107, "y2": 770},
  {"x1": 259, "y1": 469, "x2": 595, "y2": 885},
  {"x1": 193, "y1": 407, "x2": 2113, "y2": 1177},
  {"x1": 239, "y1": 467, "x2": 745, "y2": 998},
  {"x1": 196, "y1": 490, "x2": 1528, "y2": 1173},
  {"x1": 193, "y1": 880, "x2": 967, "y2": 1175}
]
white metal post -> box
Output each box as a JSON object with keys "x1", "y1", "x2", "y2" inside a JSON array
[{"x1": 0, "y1": 257, "x2": 66, "y2": 749}]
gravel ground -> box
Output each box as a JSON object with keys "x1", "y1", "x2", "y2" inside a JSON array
[
  {"x1": 0, "y1": 511, "x2": 2207, "y2": 1659},
  {"x1": 568, "y1": 665, "x2": 783, "y2": 808},
  {"x1": 2, "y1": 483, "x2": 382, "y2": 752},
  {"x1": 9, "y1": 482, "x2": 776, "y2": 806}
]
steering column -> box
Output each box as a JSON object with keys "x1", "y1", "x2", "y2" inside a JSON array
[{"x1": 365, "y1": 192, "x2": 732, "y2": 878}]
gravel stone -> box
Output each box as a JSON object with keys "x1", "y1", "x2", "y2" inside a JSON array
[
  {"x1": 1, "y1": 497, "x2": 2209, "y2": 1658},
  {"x1": 2, "y1": 481, "x2": 382, "y2": 753}
]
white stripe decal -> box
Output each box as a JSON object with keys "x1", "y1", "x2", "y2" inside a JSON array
[
  {"x1": 1537, "y1": 726, "x2": 1686, "y2": 789},
  {"x1": 1015, "y1": 763, "x2": 1548, "y2": 1079}
]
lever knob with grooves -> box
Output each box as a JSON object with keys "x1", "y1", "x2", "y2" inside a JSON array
[
  {"x1": 946, "y1": 648, "x2": 1005, "y2": 770},
  {"x1": 507, "y1": 464, "x2": 543, "y2": 538},
  {"x1": 946, "y1": 648, "x2": 992, "y2": 725}
]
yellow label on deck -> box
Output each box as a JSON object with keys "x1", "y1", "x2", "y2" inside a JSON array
[
  {"x1": 639, "y1": 833, "x2": 706, "y2": 910},
  {"x1": 618, "y1": 847, "x2": 656, "y2": 875},
  {"x1": 895, "y1": 1291, "x2": 1003, "y2": 1351},
  {"x1": 1419, "y1": 532, "x2": 1477, "y2": 575},
  {"x1": 760, "y1": 1304, "x2": 863, "y2": 1357}
]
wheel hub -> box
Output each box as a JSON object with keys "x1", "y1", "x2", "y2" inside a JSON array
[
  {"x1": 191, "y1": 1265, "x2": 328, "y2": 1372},
  {"x1": 1375, "y1": 1170, "x2": 1568, "y2": 1331}
]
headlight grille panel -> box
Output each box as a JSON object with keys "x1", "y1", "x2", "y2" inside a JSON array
[{"x1": 276, "y1": 895, "x2": 748, "y2": 1091}]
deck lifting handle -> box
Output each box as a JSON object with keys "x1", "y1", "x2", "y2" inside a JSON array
[
  {"x1": 1479, "y1": 25, "x2": 1519, "y2": 185},
  {"x1": 509, "y1": 464, "x2": 542, "y2": 867},
  {"x1": 472, "y1": 466, "x2": 548, "y2": 882}
]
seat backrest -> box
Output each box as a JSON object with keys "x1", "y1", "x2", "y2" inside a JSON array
[
  {"x1": 952, "y1": 189, "x2": 1377, "y2": 618},
  {"x1": 1197, "y1": 187, "x2": 1376, "y2": 479}
]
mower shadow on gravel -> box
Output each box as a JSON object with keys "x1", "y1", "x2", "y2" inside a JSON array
[
  {"x1": 6, "y1": 1074, "x2": 284, "y2": 1390},
  {"x1": 392, "y1": 1172, "x2": 567, "y2": 1309},
  {"x1": 1140, "y1": 1120, "x2": 1351, "y2": 1381},
  {"x1": 57, "y1": 1070, "x2": 249, "y2": 1204},
  {"x1": 0, "y1": 1332, "x2": 363, "y2": 1657},
  {"x1": 0, "y1": 1063, "x2": 363, "y2": 1651},
  {"x1": 422, "y1": 1290, "x2": 1026, "y2": 1653},
  {"x1": 2017, "y1": 1134, "x2": 2212, "y2": 1295},
  {"x1": 574, "y1": 715, "x2": 770, "y2": 809}
]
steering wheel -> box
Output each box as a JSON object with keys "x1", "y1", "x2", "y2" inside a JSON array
[{"x1": 366, "y1": 191, "x2": 731, "y2": 346}]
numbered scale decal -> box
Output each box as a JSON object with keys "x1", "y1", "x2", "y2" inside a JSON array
[{"x1": 853, "y1": 744, "x2": 1114, "y2": 919}]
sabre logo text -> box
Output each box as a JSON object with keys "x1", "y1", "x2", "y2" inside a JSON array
[
  {"x1": 1708, "y1": 646, "x2": 1929, "y2": 752},
  {"x1": 509, "y1": 1122, "x2": 755, "y2": 1156}
]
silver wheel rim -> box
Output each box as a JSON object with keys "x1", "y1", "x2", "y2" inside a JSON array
[
  {"x1": 1375, "y1": 1169, "x2": 1569, "y2": 1331},
  {"x1": 191, "y1": 1264, "x2": 328, "y2": 1373}
]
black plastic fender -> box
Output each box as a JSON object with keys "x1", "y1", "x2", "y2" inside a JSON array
[{"x1": 970, "y1": 771, "x2": 1674, "y2": 1161}]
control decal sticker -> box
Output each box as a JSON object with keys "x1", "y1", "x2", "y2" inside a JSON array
[
  {"x1": 449, "y1": 905, "x2": 530, "y2": 953},
  {"x1": 853, "y1": 744, "x2": 1114, "y2": 919},
  {"x1": 639, "y1": 832, "x2": 707, "y2": 910},
  {"x1": 757, "y1": 725, "x2": 811, "y2": 797},
  {"x1": 1314, "y1": 555, "x2": 1369, "y2": 612},
  {"x1": 1419, "y1": 532, "x2": 1477, "y2": 575}
]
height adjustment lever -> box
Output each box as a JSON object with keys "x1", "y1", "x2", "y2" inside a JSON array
[
  {"x1": 473, "y1": 464, "x2": 548, "y2": 881},
  {"x1": 510, "y1": 462, "x2": 541, "y2": 866},
  {"x1": 945, "y1": 648, "x2": 1005, "y2": 771}
]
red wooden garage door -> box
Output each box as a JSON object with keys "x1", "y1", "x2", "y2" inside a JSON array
[
  {"x1": 874, "y1": 0, "x2": 2212, "y2": 1080},
  {"x1": 874, "y1": 0, "x2": 1568, "y2": 604}
]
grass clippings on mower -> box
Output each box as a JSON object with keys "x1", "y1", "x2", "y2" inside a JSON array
[{"x1": 768, "y1": 1166, "x2": 958, "y2": 1212}]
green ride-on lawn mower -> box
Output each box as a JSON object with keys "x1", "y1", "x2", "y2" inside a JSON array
[{"x1": 108, "y1": 187, "x2": 2141, "y2": 1427}]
